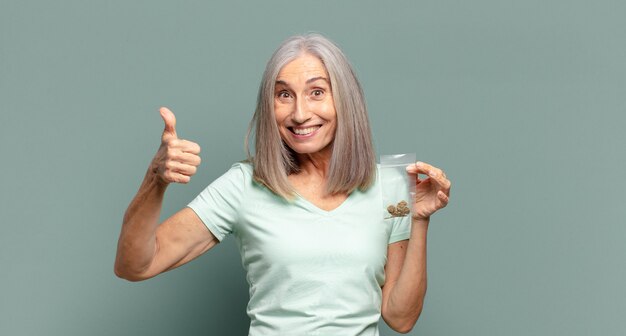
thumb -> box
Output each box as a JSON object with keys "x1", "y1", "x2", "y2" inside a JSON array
[{"x1": 159, "y1": 107, "x2": 177, "y2": 141}]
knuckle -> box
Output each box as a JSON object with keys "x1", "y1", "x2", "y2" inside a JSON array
[
  {"x1": 170, "y1": 152, "x2": 181, "y2": 162},
  {"x1": 164, "y1": 139, "x2": 176, "y2": 148}
]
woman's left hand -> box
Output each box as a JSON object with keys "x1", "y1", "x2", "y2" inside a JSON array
[{"x1": 406, "y1": 161, "x2": 451, "y2": 220}]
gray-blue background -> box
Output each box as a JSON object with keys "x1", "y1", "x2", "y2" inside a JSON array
[{"x1": 1, "y1": 1, "x2": 624, "y2": 335}]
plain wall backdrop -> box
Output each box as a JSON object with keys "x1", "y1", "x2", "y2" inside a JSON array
[{"x1": 1, "y1": 1, "x2": 625, "y2": 335}]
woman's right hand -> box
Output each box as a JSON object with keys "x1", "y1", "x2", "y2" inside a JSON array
[
  {"x1": 115, "y1": 107, "x2": 212, "y2": 281},
  {"x1": 151, "y1": 107, "x2": 202, "y2": 185}
]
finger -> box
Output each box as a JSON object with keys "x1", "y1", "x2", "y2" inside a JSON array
[
  {"x1": 437, "y1": 190, "x2": 449, "y2": 208},
  {"x1": 175, "y1": 163, "x2": 197, "y2": 176},
  {"x1": 431, "y1": 170, "x2": 451, "y2": 193},
  {"x1": 406, "y1": 161, "x2": 432, "y2": 175},
  {"x1": 178, "y1": 139, "x2": 201, "y2": 155},
  {"x1": 164, "y1": 171, "x2": 191, "y2": 184},
  {"x1": 160, "y1": 107, "x2": 178, "y2": 141},
  {"x1": 408, "y1": 162, "x2": 451, "y2": 191},
  {"x1": 174, "y1": 152, "x2": 202, "y2": 166},
  {"x1": 166, "y1": 138, "x2": 201, "y2": 154},
  {"x1": 406, "y1": 161, "x2": 439, "y2": 180},
  {"x1": 165, "y1": 161, "x2": 197, "y2": 176}
]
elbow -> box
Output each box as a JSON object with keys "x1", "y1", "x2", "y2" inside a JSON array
[
  {"x1": 386, "y1": 317, "x2": 420, "y2": 334},
  {"x1": 114, "y1": 261, "x2": 150, "y2": 282},
  {"x1": 382, "y1": 307, "x2": 423, "y2": 334},
  {"x1": 386, "y1": 318, "x2": 418, "y2": 334},
  {"x1": 114, "y1": 242, "x2": 156, "y2": 282},
  {"x1": 395, "y1": 324, "x2": 416, "y2": 334},
  {"x1": 114, "y1": 264, "x2": 134, "y2": 281},
  {"x1": 113, "y1": 266, "x2": 130, "y2": 281},
  {"x1": 114, "y1": 267, "x2": 148, "y2": 282}
]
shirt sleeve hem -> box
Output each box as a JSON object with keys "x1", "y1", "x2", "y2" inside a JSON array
[
  {"x1": 388, "y1": 230, "x2": 410, "y2": 244},
  {"x1": 186, "y1": 205, "x2": 226, "y2": 242}
]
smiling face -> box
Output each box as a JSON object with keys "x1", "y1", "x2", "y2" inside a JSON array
[{"x1": 274, "y1": 53, "x2": 337, "y2": 157}]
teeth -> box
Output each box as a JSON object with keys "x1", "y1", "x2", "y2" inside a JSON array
[{"x1": 293, "y1": 126, "x2": 320, "y2": 135}]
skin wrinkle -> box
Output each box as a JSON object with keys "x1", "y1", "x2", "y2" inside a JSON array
[
  {"x1": 116, "y1": 35, "x2": 451, "y2": 334},
  {"x1": 274, "y1": 53, "x2": 339, "y2": 192}
]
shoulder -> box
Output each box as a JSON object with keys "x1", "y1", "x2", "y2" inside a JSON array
[
  {"x1": 202, "y1": 161, "x2": 252, "y2": 195},
  {"x1": 233, "y1": 160, "x2": 253, "y2": 176},
  {"x1": 218, "y1": 161, "x2": 253, "y2": 181}
]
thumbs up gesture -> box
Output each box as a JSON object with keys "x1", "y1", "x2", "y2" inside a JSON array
[{"x1": 151, "y1": 107, "x2": 202, "y2": 185}]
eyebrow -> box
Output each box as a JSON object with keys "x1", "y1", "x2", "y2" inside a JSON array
[{"x1": 275, "y1": 76, "x2": 330, "y2": 86}]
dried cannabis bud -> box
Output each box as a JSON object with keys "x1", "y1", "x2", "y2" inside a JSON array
[{"x1": 386, "y1": 200, "x2": 410, "y2": 218}]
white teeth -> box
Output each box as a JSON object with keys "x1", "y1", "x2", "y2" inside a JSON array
[{"x1": 293, "y1": 126, "x2": 320, "y2": 135}]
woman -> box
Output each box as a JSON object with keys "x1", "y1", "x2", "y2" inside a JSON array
[{"x1": 115, "y1": 33, "x2": 451, "y2": 335}]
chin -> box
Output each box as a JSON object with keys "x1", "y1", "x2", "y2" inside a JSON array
[{"x1": 287, "y1": 142, "x2": 334, "y2": 156}]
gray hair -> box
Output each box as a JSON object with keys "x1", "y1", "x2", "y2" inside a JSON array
[{"x1": 245, "y1": 33, "x2": 376, "y2": 199}]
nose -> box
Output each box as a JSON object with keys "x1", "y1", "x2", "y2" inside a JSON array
[{"x1": 291, "y1": 98, "x2": 311, "y2": 124}]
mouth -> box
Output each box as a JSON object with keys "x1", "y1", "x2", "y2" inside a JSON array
[{"x1": 289, "y1": 125, "x2": 321, "y2": 136}]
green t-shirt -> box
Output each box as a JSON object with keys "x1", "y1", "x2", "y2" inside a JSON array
[{"x1": 188, "y1": 162, "x2": 411, "y2": 336}]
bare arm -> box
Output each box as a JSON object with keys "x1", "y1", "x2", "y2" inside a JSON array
[
  {"x1": 381, "y1": 161, "x2": 451, "y2": 333},
  {"x1": 114, "y1": 107, "x2": 216, "y2": 281},
  {"x1": 381, "y1": 219, "x2": 429, "y2": 334}
]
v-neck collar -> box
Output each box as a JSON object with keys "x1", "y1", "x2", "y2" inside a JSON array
[{"x1": 294, "y1": 190, "x2": 357, "y2": 217}]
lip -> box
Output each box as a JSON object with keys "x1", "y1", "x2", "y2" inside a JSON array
[{"x1": 288, "y1": 125, "x2": 322, "y2": 139}]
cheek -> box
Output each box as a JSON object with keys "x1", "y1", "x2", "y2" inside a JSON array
[
  {"x1": 324, "y1": 104, "x2": 337, "y2": 123},
  {"x1": 328, "y1": 109, "x2": 338, "y2": 136},
  {"x1": 273, "y1": 105, "x2": 288, "y2": 123},
  {"x1": 321, "y1": 97, "x2": 337, "y2": 118},
  {"x1": 274, "y1": 96, "x2": 294, "y2": 114}
]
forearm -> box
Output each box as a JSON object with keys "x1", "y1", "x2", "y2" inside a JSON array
[
  {"x1": 114, "y1": 167, "x2": 168, "y2": 279},
  {"x1": 385, "y1": 218, "x2": 429, "y2": 329}
]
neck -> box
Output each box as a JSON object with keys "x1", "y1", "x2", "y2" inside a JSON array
[{"x1": 295, "y1": 146, "x2": 332, "y2": 179}]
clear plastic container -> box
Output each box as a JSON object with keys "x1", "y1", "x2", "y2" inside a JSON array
[{"x1": 380, "y1": 153, "x2": 416, "y2": 220}]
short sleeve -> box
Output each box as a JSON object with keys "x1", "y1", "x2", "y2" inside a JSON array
[
  {"x1": 388, "y1": 216, "x2": 411, "y2": 244},
  {"x1": 379, "y1": 164, "x2": 412, "y2": 244},
  {"x1": 187, "y1": 163, "x2": 246, "y2": 241}
]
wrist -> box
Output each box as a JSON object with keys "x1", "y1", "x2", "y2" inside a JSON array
[
  {"x1": 144, "y1": 165, "x2": 169, "y2": 191},
  {"x1": 411, "y1": 216, "x2": 430, "y2": 228}
]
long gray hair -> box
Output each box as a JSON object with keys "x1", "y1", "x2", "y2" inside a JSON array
[{"x1": 246, "y1": 33, "x2": 376, "y2": 199}]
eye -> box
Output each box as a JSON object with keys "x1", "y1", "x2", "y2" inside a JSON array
[
  {"x1": 276, "y1": 91, "x2": 292, "y2": 99},
  {"x1": 311, "y1": 89, "x2": 324, "y2": 98}
]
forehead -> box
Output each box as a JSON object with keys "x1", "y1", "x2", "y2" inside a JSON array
[{"x1": 276, "y1": 53, "x2": 328, "y2": 82}]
